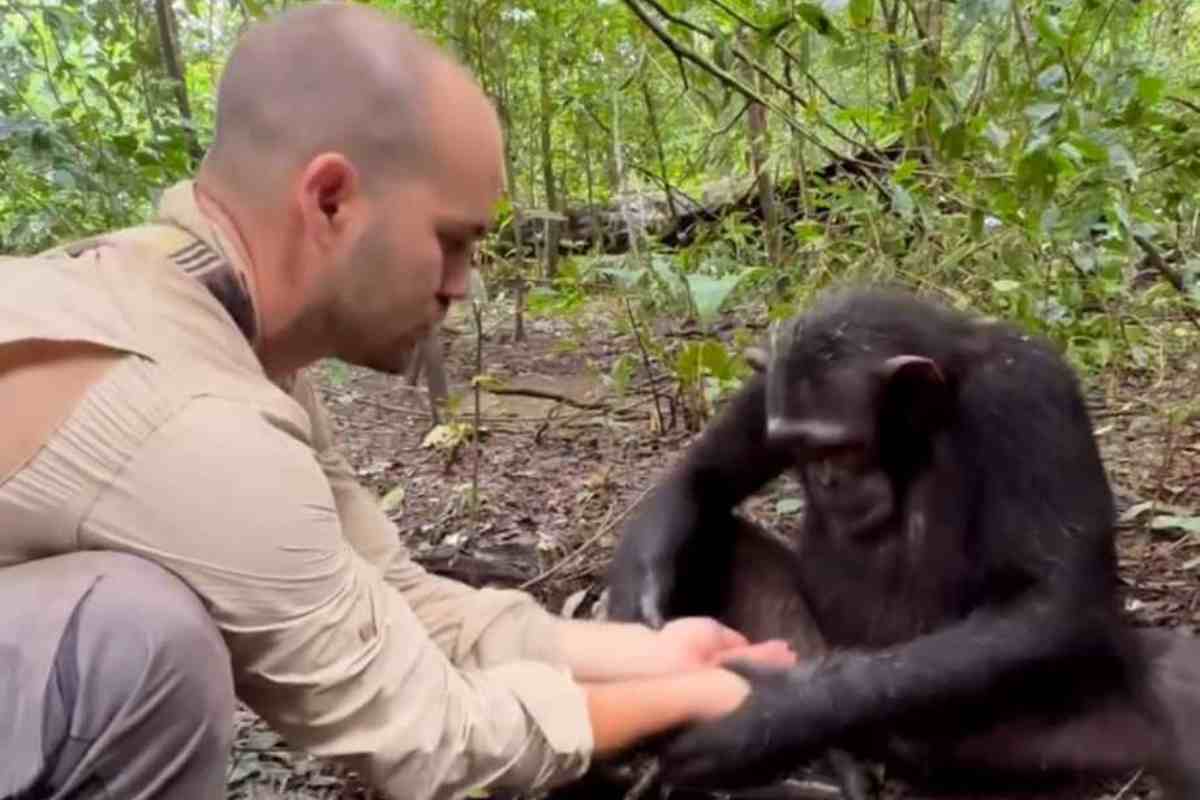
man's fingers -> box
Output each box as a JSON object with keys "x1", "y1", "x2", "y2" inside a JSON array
[
  {"x1": 716, "y1": 624, "x2": 751, "y2": 649},
  {"x1": 715, "y1": 639, "x2": 798, "y2": 668}
]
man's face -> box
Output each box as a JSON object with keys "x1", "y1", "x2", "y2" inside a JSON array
[{"x1": 325, "y1": 79, "x2": 504, "y2": 374}]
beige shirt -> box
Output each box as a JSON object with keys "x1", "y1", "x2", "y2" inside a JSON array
[{"x1": 0, "y1": 182, "x2": 593, "y2": 799}]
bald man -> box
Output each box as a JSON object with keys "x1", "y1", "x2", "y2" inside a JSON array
[{"x1": 0, "y1": 5, "x2": 793, "y2": 800}]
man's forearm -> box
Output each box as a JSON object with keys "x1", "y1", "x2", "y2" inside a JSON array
[
  {"x1": 583, "y1": 668, "x2": 750, "y2": 757},
  {"x1": 558, "y1": 619, "x2": 663, "y2": 681}
]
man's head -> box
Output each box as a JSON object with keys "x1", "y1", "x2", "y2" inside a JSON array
[{"x1": 197, "y1": 2, "x2": 504, "y2": 375}]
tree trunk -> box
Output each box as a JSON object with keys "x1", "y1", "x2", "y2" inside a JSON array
[
  {"x1": 883, "y1": 0, "x2": 909, "y2": 105},
  {"x1": 496, "y1": 79, "x2": 529, "y2": 342},
  {"x1": 641, "y1": 81, "x2": 679, "y2": 223},
  {"x1": 782, "y1": 51, "x2": 809, "y2": 218},
  {"x1": 536, "y1": 36, "x2": 561, "y2": 278},
  {"x1": 581, "y1": 120, "x2": 600, "y2": 252},
  {"x1": 154, "y1": 0, "x2": 203, "y2": 166},
  {"x1": 738, "y1": 32, "x2": 781, "y2": 265}
]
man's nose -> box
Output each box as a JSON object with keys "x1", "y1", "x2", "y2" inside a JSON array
[{"x1": 440, "y1": 259, "x2": 471, "y2": 302}]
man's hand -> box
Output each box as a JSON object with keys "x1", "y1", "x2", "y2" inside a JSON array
[
  {"x1": 558, "y1": 617, "x2": 796, "y2": 683},
  {"x1": 658, "y1": 616, "x2": 797, "y2": 672},
  {"x1": 584, "y1": 665, "x2": 756, "y2": 757}
]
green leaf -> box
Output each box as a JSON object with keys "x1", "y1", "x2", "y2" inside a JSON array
[
  {"x1": 1069, "y1": 133, "x2": 1108, "y2": 163},
  {"x1": 984, "y1": 122, "x2": 1010, "y2": 149},
  {"x1": 939, "y1": 123, "x2": 967, "y2": 160},
  {"x1": 893, "y1": 158, "x2": 919, "y2": 183},
  {"x1": 1024, "y1": 102, "x2": 1060, "y2": 126},
  {"x1": 795, "y1": 3, "x2": 845, "y2": 44},
  {"x1": 713, "y1": 34, "x2": 734, "y2": 71},
  {"x1": 1150, "y1": 515, "x2": 1200, "y2": 535},
  {"x1": 1137, "y1": 74, "x2": 1166, "y2": 106},
  {"x1": 675, "y1": 340, "x2": 736, "y2": 382},
  {"x1": 992, "y1": 279, "x2": 1021, "y2": 293},
  {"x1": 776, "y1": 497, "x2": 803, "y2": 515},
  {"x1": 1036, "y1": 64, "x2": 1067, "y2": 92},
  {"x1": 890, "y1": 182, "x2": 914, "y2": 221},
  {"x1": 51, "y1": 169, "x2": 76, "y2": 190},
  {"x1": 1108, "y1": 144, "x2": 1139, "y2": 181},
  {"x1": 686, "y1": 273, "x2": 747, "y2": 322},
  {"x1": 379, "y1": 484, "x2": 407, "y2": 514},
  {"x1": 797, "y1": 30, "x2": 812, "y2": 73},
  {"x1": 849, "y1": 0, "x2": 875, "y2": 29},
  {"x1": 970, "y1": 207, "x2": 985, "y2": 240},
  {"x1": 649, "y1": 256, "x2": 688, "y2": 301},
  {"x1": 761, "y1": 11, "x2": 794, "y2": 39},
  {"x1": 1033, "y1": 9, "x2": 1064, "y2": 46},
  {"x1": 1016, "y1": 148, "x2": 1059, "y2": 201},
  {"x1": 599, "y1": 268, "x2": 646, "y2": 290}
]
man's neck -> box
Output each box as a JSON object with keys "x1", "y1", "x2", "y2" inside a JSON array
[{"x1": 190, "y1": 182, "x2": 332, "y2": 382}]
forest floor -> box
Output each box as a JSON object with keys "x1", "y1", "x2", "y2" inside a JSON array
[{"x1": 224, "y1": 293, "x2": 1200, "y2": 800}]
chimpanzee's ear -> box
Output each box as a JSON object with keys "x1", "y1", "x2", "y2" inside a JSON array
[
  {"x1": 744, "y1": 347, "x2": 770, "y2": 374},
  {"x1": 877, "y1": 355, "x2": 952, "y2": 434}
]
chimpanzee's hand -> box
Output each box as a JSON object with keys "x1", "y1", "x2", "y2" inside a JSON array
[
  {"x1": 606, "y1": 487, "x2": 700, "y2": 627},
  {"x1": 658, "y1": 659, "x2": 832, "y2": 789}
]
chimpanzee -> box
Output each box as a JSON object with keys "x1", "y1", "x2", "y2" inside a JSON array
[{"x1": 607, "y1": 286, "x2": 1200, "y2": 797}]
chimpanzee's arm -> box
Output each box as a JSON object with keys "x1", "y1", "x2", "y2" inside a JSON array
[
  {"x1": 607, "y1": 373, "x2": 794, "y2": 626},
  {"x1": 659, "y1": 588, "x2": 1117, "y2": 786}
]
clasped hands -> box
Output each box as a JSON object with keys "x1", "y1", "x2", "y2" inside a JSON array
[
  {"x1": 651, "y1": 617, "x2": 823, "y2": 785},
  {"x1": 562, "y1": 614, "x2": 812, "y2": 788}
]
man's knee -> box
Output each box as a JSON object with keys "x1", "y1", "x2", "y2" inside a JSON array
[
  {"x1": 33, "y1": 550, "x2": 236, "y2": 797},
  {"x1": 68, "y1": 551, "x2": 235, "y2": 738}
]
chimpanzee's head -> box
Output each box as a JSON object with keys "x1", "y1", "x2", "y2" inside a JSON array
[{"x1": 748, "y1": 289, "x2": 960, "y2": 467}]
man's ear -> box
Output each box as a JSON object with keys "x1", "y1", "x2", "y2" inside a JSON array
[
  {"x1": 297, "y1": 153, "x2": 359, "y2": 245},
  {"x1": 877, "y1": 354, "x2": 952, "y2": 435}
]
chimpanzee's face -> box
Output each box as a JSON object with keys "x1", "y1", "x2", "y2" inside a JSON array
[{"x1": 765, "y1": 359, "x2": 884, "y2": 462}]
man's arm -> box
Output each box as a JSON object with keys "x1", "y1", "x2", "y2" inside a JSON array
[
  {"x1": 585, "y1": 668, "x2": 752, "y2": 756},
  {"x1": 291, "y1": 368, "x2": 565, "y2": 668},
  {"x1": 82, "y1": 395, "x2": 754, "y2": 799},
  {"x1": 290, "y1": 369, "x2": 795, "y2": 682}
]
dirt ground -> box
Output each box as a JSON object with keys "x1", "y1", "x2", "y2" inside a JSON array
[{"x1": 225, "y1": 296, "x2": 1200, "y2": 800}]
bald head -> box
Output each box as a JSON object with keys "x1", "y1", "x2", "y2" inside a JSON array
[
  {"x1": 200, "y1": 2, "x2": 475, "y2": 205},
  {"x1": 191, "y1": 3, "x2": 505, "y2": 379}
]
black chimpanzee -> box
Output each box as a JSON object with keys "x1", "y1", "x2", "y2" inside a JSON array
[{"x1": 607, "y1": 286, "x2": 1200, "y2": 797}]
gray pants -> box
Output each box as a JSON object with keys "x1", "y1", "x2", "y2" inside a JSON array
[{"x1": 0, "y1": 551, "x2": 235, "y2": 799}]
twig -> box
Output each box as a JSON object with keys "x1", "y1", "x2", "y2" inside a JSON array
[
  {"x1": 471, "y1": 298, "x2": 484, "y2": 525},
  {"x1": 1129, "y1": 233, "x2": 1200, "y2": 333},
  {"x1": 624, "y1": 298, "x2": 667, "y2": 432},
  {"x1": 521, "y1": 485, "x2": 654, "y2": 590},
  {"x1": 1010, "y1": 0, "x2": 1035, "y2": 82},
  {"x1": 624, "y1": 761, "x2": 662, "y2": 800},
  {"x1": 620, "y1": 0, "x2": 842, "y2": 163},
  {"x1": 1112, "y1": 769, "x2": 1144, "y2": 800},
  {"x1": 1168, "y1": 95, "x2": 1200, "y2": 115},
  {"x1": 1068, "y1": 0, "x2": 1122, "y2": 102},
  {"x1": 484, "y1": 385, "x2": 607, "y2": 410}
]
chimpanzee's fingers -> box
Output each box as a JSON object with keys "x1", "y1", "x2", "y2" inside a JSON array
[
  {"x1": 638, "y1": 568, "x2": 672, "y2": 628},
  {"x1": 658, "y1": 723, "x2": 743, "y2": 786}
]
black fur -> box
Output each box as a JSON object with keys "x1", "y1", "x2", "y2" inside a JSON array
[{"x1": 607, "y1": 286, "x2": 1199, "y2": 795}]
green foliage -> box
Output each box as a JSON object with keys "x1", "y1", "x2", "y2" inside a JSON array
[
  {"x1": 3, "y1": 0, "x2": 1198, "y2": 383},
  {"x1": 672, "y1": 337, "x2": 749, "y2": 425}
]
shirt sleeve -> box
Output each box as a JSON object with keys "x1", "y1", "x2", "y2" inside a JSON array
[
  {"x1": 83, "y1": 394, "x2": 593, "y2": 800},
  {"x1": 288, "y1": 368, "x2": 570, "y2": 670}
]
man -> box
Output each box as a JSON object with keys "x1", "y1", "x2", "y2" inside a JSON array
[{"x1": 0, "y1": 4, "x2": 793, "y2": 799}]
